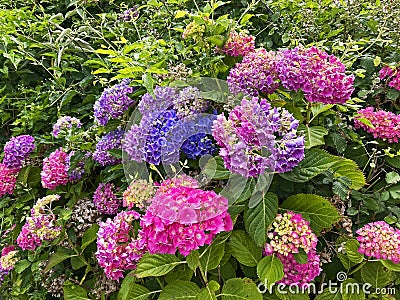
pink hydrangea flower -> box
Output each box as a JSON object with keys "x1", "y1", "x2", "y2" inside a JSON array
[
  {"x1": 123, "y1": 179, "x2": 155, "y2": 210},
  {"x1": 0, "y1": 246, "x2": 18, "y2": 272},
  {"x1": 0, "y1": 163, "x2": 18, "y2": 197},
  {"x1": 93, "y1": 183, "x2": 121, "y2": 215},
  {"x1": 356, "y1": 221, "x2": 400, "y2": 264},
  {"x1": 218, "y1": 30, "x2": 255, "y2": 57},
  {"x1": 96, "y1": 211, "x2": 146, "y2": 281},
  {"x1": 379, "y1": 65, "x2": 400, "y2": 90},
  {"x1": 140, "y1": 179, "x2": 233, "y2": 256},
  {"x1": 41, "y1": 148, "x2": 69, "y2": 189},
  {"x1": 354, "y1": 107, "x2": 400, "y2": 143}
]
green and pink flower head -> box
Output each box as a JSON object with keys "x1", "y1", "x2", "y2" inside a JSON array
[
  {"x1": 379, "y1": 65, "x2": 400, "y2": 91},
  {"x1": 0, "y1": 163, "x2": 18, "y2": 197},
  {"x1": 41, "y1": 148, "x2": 69, "y2": 190},
  {"x1": 217, "y1": 30, "x2": 255, "y2": 57}
]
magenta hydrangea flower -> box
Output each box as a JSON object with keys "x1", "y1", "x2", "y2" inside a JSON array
[
  {"x1": 0, "y1": 246, "x2": 18, "y2": 272},
  {"x1": 354, "y1": 107, "x2": 400, "y2": 143},
  {"x1": 379, "y1": 65, "x2": 400, "y2": 91},
  {"x1": 227, "y1": 48, "x2": 280, "y2": 96},
  {"x1": 212, "y1": 97, "x2": 304, "y2": 177},
  {"x1": 93, "y1": 183, "x2": 121, "y2": 215},
  {"x1": 41, "y1": 148, "x2": 69, "y2": 190},
  {"x1": 356, "y1": 221, "x2": 400, "y2": 263},
  {"x1": 16, "y1": 195, "x2": 62, "y2": 251},
  {"x1": 379, "y1": 66, "x2": 395, "y2": 80},
  {"x1": 0, "y1": 163, "x2": 18, "y2": 197},
  {"x1": 217, "y1": 30, "x2": 255, "y2": 57},
  {"x1": 52, "y1": 116, "x2": 82, "y2": 138},
  {"x1": 3, "y1": 135, "x2": 35, "y2": 169},
  {"x1": 96, "y1": 211, "x2": 146, "y2": 281},
  {"x1": 140, "y1": 179, "x2": 233, "y2": 256}
]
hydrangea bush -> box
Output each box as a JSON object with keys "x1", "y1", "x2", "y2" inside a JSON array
[{"x1": 0, "y1": 0, "x2": 400, "y2": 299}]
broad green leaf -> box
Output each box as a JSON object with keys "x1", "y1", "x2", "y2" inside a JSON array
[
  {"x1": 344, "y1": 239, "x2": 364, "y2": 264},
  {"x1": 331, "y1": 159, "x2": 366, "y2": 190},
  {"x1": 118, "y1": 275, "x2": 156, "y2": 300},
  {"x1": 386, "y1": 172, "x2": 400, "y2": 184},
  {"x1": 195, "y1": 281, "x2": 220, "y2": 300},
  {"x1": 14, "y1": 260, "x2": 31, "y2": 274},
  {"x1": 280, "y1": 149, "x2": 340, "y2": 183},
  {"x1": 341, "y1": 278, "x2": 365, "y2": 300},
  {"x1": 186, "y1": 250, "x2": 200, "y2": 271},
  {"x1": 298, "y1": 125, "x2": 328, "y2": 149},
  {"x1": 315, "y1": 288, "x2": 342, "y2": 300},
  {"x1": 381, "y1": 260, "x2": 400, "y2": 272},
  {"x1": 63, "y1": 281, "x2": 90, "y2": 300},
  {"x1": 44, "y1": 251, "x2": 74, "y2": 272},
  {"x1": 257, "y1": 256, "x2": 284, "y2": 288},
  {"x1": 281, "y1": 194, "x2": 340, "y2": 234},
  {"x1": 199, "y1": 243, "x2": 225, "y2": 274},
  {"x1": 81, "y1": 223, "x2": 99, "y2": 251},
  {"x1": 361, "y1": 261, "x2": 394, "y2": 288},
  {"x1": 95, "y1": 48, "x2": 118, "y2": 56},
  {"x1": 386, "y1": 157, "x2": 400, "y2": 169},
  {"x1": 158, "y1": 280, "x2": 200, "y2": 300},
  {"x1": 311, "y1": 103, "x2": 334, "y2": 119},
  {"x1": 275, "y1": 289, "x2": 310, "y2": 300},
  {"x1": 220, "y1": 278, "x2": 262, "y2": 300},
  {"x1": 165, "y1": 266, "x2": 193, "y2": 283},
  {"x1": 71, "y1": 256, "x2": 86, "y2": 270},
  {"x1": 175, "y1": 10, "x2": 187, "y2": 18},
  {"x1": 240, "y1": 14, "x2": 254, "y2": 25},
  {"x1": 135, "y1": 254, "x2": 184, "y2": 278},
  {"x1": 244, "y1": 192, "x2": 278, "y2": 247},
  {"x1": 142, "y1": 73, "x2": 154, "y2": 94},
  {"x1": 229, "y1": 230, "x2": 262, "y2": 267},
  {"x1": 203, "y1": 156, "x2": 231, "y2": 180}
]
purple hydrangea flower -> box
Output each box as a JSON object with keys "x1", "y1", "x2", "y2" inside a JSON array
[
  {"x1": 93, "y1": 128, "x2": 123, "y2": 166},
  {"x1": 94, "y1": 79, "x2": 134, "y2": 126},
  {"x1": 52, "y1": 116, "x2": 82, "y2": 138},
  {"x1": 93, "y1": 183, "x2": 121, "y2": 215},
  {"x1": 119, "y1": 6, "x2": 139, "y2": 22},
  {"x1": 66, "y1": 151, "x2": 91, "y2": 182},
  {"x1": 3, "y1": 135, "x2": 35, "y2": 169}
]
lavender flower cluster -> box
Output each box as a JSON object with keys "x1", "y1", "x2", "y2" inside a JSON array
[
  {"x1": 66, "y1": 151, "x2": 91, "y2": 182},
  {"x1": 212, "y1": 97, "x2": 304, "y2": 177},
  {"x1": 2, "y1": 135, "x2": 35, "y2": 169},
  {"x1": 93, "y1": 128, "x2": 123, "y2": 166},
  {"x1": 52, "y1": 116, "x2": 82, "y2": 138},
  {"x1": 94, "y1": 79, "x2": 134, "y2": 126},
  {"x1": 93, "y1": 183, "x2": 121, "y2": 215}
]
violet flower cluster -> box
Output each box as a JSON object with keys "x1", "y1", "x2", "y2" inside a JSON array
[
  {"x1": 41, "y1": 148, "x2": 69, "y2": 190},
  {"x1": 65, "y1": 151, "x2": 91, "y2": 182},
  {"x1": 2, "y1": 135, "x2": 35, "y2": 169},
  {"x1": 93, "y1": 183, "x2": 121, "y2": 215},
  {"x1": 124, "y1": 86, "x2": 215, "y2": 164},
  {"x1": 16, "y1": 195, "x2": 62, "y2": 251},
  {"x1": 140, "y1": 177, "x2": 233, "y2": 256},
  {"x1": 52, "y1": 116, "x2": 82, "y2": 138},
  {"x1": 356, "y1": 221, "x2": 400, "y2": 263},
  {"x1": 96, "y1": 211, "x2": 146, "y2": 281},
  {"x1": 119, "y1": 6, "x2": 139, "y2": 22},
  {"x1": 379, "y1": 65, "x2": 400, "y2": 91},
  {"x1": 122, "y1": 179, "x2": 155, "y2": 210},
  {"x1": 93, "y1": 128, "x2": 123, "y2": 166},
  {"x1": 354, "y1": 107, "x2": 400, "y2": 143},
  {"x1": 94, "y1": 79, "x2": 134, "y2": 126},
  {"x1": 217, "y1": 30, "x2": 255, "y2": 57},
  {"x1": 0, "y1": 163, "x2": 18, "y2": 197},
  {"x1": 212, "y1": 97, "x2": 304, "y2": 177},
  {"x1": 263, "y1": 211, "x2": 321, "y2": 287},
  {"x1": 228, "y1": 46, "x2": 354, "y2": 104}
]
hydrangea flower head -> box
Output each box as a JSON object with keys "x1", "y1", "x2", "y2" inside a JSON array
[
  {"x1": 93, "y1": 128, "x2": 123, "y2": 166},
  {"x1": 0, "y1": 246, "x2": 18, "y2": 272},
  {"x1": 379, "y1": 65, "x2": 400, "y2": 91},
  {"x1": 41, "y1": 148, "x2": 69, "y2": 190},
  {"x1": 119, "y1": 6, "x2": 139, "y2": 21},
  {"x1": 96, "y1": 211, "x2": 145, "y2": 281},
  {"x1": 356, "y1": 221, "x2": 400, "y2": 263},
  {"x1": 0, "y1": 163, "x2": 18, "y2": 197},
  {"x1": 123, "y1": 179, "x2": 155, "y2": 210},
  {"x1": 218, "y1": 30, "x2": 255, "y2": 57},
  {"x1": 354, "y1": 107, "x2": 400, "y2": 143},
  {"x1": 66, "y1": 151, "x2": 91, "y2": 182},
  {"x1": 93, "y1": 183, "x2": 121, "y2": 215},
  {"x1": 94, "y1": 79, "x2": 134, "y2": 126},
  {"x1": 52, "y1": 116, "x2": 82, "y2": 138},
  {"x1": 3, "y1": 135, "x2": 35, "y2": 169}
]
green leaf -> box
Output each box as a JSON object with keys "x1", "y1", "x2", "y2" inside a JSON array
[
  {"x1": 298, "y1": 125, "x2": 328, "y2": 149},
  {"x1": 280, "y1": 194, "x2": 340, "y2": 234},
  {"x1": 280, "y1": 149, "x2": 340, "y2": 183},
  {"x1": 95, "y1": 48, "x2": 118, "y2": 56},
  {"x1": 199, "y1": 243, "x2": 225, "y2": 274},
  {"x1": 315, "y1": 288, "x2": 342, "y2": 300},
  {"x1": 220, "y1": 278, "x2": 262, "y2": 300},
  {"x1": 196, "y1": 281, "x2": 220, "y2": 300},
  {"x1": 381, "y1": 260, "x2": 400, "y2": 272},
  {"x1": 361, "y1": 261, "x2": 394, "y2": 288},
  {"x1": 71, "y1": 256, "x2": 87, "y2": 270},
  {"x1": 229, "y1": 230, "x2": 262, "y2": 267},
  {"x1": 257, "y1": 256, "x2": 284, "y2": 288},
  {"x1": 14, "y1": 259, "x2": 31, "y2": 274},
  {"x1": 142, "y1": 73, "x2": 154, "y2": 94},
  {"x1": 341, "y1": 278, "x2": 365, "y2": 300},
  {"x1": 386, "y1": 172, "x2": 400, "y2": 184},
  {"x1": 240, "y1": 14, "x2": 254, "y2": 25},
  {"x1": 118, "y1": 275, "x2": 155, "y2": 300},
  {"x1": 175, "y1": 10, "x2": 187, "y2": 19},
  {"x1": 63, "y1": 281, "x2": 90, "y2": 300},
  {"x1": 135, "y1": 254, "x2": 184, "y2": 278},
  {"x1": 244, "y1": 192, "x2": 278, "y2": 247},
  {"x1": 186, "y1": 250, "x2": 200, "y2": 271},
  {"x1": 81, "y1": 223, "x2": 99, "y2": 251},
  {"x1": 44, "y1": 251, "x2": 74, "y2": 272},
  {"x1": 330, "y1": 133, "x2": 347, "y2": 154},
  {"x1": 311, "y1": 103, "x2": 334, "y2": 119},
  {"x1": 373, "y1": 56, "x2": 381, "y2": 66},
  {"x1": 158, "y1": 280, "x2": 200, "y2": 300},
  {"x1": 293, "y1": 248, "x2": 308, "y2": 264},
  {"x1": 344, "y1": 239, "x2": 364, "y2": 264},
  {"x1": 331, "y1": 159, "x2": 366, "y2": 190},
  {"x1": 203, "y1": 156, "x2": 231, "y2": 180}
]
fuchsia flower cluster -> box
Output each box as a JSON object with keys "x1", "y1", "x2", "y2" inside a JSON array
[
  {"x1": 264, "y1": 211, "x2": 321, "y2": 287},
  {"x1": 0, "y1": 246, "x2": 18, "y2": 273},
  {"x1": 140, "y1": 176, "x2": 232, "y2": 256},
  {"x1": 356, "y1": 221, "x2": 400, "y2": 263},
  {"x1": 93, "y1": 183, "x2": 121, "y2": 215},
  {"x1": 41, "y1": 148, "x2": 69, "y2": 190},
  {"x1": 17, "y1": 195, "x2": 62, "y2": 251},
  {"x1": 218, "y1": 30, "x2": 255, "y2": 57},
  {"x1": 228, "y1": 46, "x2": 355, "y2": 104},
  {"x1": 379, "y1": 65, "x2": 400, "y2": 91},
  {"x1": 96, "y1": 211, "x2": 146, "y2": 281},
  {"x1": 212, "y1": 97, "x2": 304, "y2": 177},
  {"x1": 354, "y1": 107, "x2": 400, "y2": 143},
  {"x1": 0, "y1": 164, "x2": 18, "y2": 197}
]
